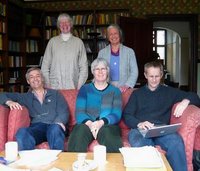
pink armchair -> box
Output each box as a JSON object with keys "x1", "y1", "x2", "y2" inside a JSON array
[
  {"x1": 0, "y1": 89, "x2": 199, "y2": 171},
  {"x1": 0, "y1": 105, "x2": 9, "y2": 151}
]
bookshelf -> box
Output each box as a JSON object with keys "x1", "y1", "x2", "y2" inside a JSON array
[
  {"x1": 44, "y1": 9, "x2": 130, "y2": 79},
  {"x1": 0, "y1": 3, "x2": 44, "y2": 93},
  {"x1": 7, "y1": 2, "x2": 27, "y2": 92},
  {"x1": 0, "y1": 0, "x2": 7, "y2": 92},
  {"x1": 25, "y1": 8, "x2": 44, "y2": 68},
  {"x1": 1, "y1": 5, "x2": 130, "y2": 92}
]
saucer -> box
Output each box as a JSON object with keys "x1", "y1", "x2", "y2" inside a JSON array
[{"x1": 72, "y1": 159, "x2": 97, "y2": 171}]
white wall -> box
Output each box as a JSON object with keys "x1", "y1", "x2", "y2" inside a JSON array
[{"x1": 154, "y1": 22, "x2": 190, "y2": 87}]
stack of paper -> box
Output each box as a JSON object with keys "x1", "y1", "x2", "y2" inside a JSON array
[
  {"x1": 0, "y1": 163, "x2": 30, "y2": 171},
  {"x1": 13, "y1": 149, "x2": 61, "y2": 167},
  {"x1": 119, "y1": 146, "x2": 166, "y2": 171}
]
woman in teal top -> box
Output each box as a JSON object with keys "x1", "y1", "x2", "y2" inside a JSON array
[{"x1": 68, "y1": 58, "x2": 122, "y2": 152}]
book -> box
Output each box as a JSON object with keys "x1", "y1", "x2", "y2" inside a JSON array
[{"x1": 119, "y1": 146, "x2": 165, "y2": 169}]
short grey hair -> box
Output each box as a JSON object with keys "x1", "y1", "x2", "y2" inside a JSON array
[
  {"x1": 26, "y1": 67, "x2": 45, "y2": 85},
  {"x1": 91, "y1": 58, "x2": 110, "y2": 82},
  {"x1": 107, "y1": 24, "x2": 123, "y2": 43},
  {"x1": 57, "y1": 13, "x2": 73, "y2": 29}
]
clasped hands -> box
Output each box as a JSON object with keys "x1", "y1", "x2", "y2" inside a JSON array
[{"x1": 85, "y1": 120, "x2": 104, "y2": 139}]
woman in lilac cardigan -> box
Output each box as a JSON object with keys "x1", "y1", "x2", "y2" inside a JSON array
[{"x1": 98, "y1": 24, "x2": 138, "y2": 92}]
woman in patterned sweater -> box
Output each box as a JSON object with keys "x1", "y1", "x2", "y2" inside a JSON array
[{"x1": 68, "y1": 58, "x2": 122, "y2": 152}]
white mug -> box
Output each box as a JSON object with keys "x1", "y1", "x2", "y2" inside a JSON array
[
  {"x1": 93, "y1": 145, "x2": 106, "y2": 165},
  {"x1": 5, "y1": 141, "x2": 18, "y2": 161}
]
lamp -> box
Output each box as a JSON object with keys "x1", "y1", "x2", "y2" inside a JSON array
[{"x1": 29, "y1": 28, "x2": 41, "y2": 38}]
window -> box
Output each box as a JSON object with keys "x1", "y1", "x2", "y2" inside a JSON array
[{"x1": 153, "y1": 29, "x2": 167, "y2": 65}]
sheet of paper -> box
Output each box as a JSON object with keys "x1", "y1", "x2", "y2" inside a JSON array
[
  {"x1": 119, "y1": 146, "x2": 163, "y2": 168},
  {"x1": 0, "y1": 163, "x2": 30, "y2": 171},
  {"x1": 13, "y1": 149, "x2": 61, "y2": 167}
]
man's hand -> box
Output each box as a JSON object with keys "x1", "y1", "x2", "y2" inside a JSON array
[
  {"x1": 173, "y1": 99, "x2": 190, "y2": 117},
  {"x1": 5, "y1": 100, "x2": 22, "y2": 110},
  {"x1": 137, "y1": 121, "x2": 154, "y2": 130}
]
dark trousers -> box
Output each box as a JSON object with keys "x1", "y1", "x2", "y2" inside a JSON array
[
  {"x1": 16, "y1": 122, "x2": 65, "y2": 151},
  {"x1": 67, "y1": 124, "x2": 122, "y2": 152}
]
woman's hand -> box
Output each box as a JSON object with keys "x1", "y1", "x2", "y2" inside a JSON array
[{"x1": 85, "y1": 120, "x2": 104, "y2": 139}]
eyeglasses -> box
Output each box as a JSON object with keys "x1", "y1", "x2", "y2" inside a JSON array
[{"x1": 94, "y1": 67, "x2": 107, "y2": 72}]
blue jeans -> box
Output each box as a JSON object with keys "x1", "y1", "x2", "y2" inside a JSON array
[
  {"x1": 128, "y1": 129, "x2": 187, "y2": 171},
  {"x1": 16, "y1": 122, "x2": 65, "y2": 151}
]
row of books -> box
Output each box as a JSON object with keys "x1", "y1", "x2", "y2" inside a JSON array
[
  {"x1": 45, "y1": 14, "x2": 93, "y2": 26},
  {"x1": 26, "y1": 40, "x2": 39, "y2": 53},
  {"x1": 8, "y1": 56, "x2": 23, "y2": 67},
  {"x1": 8, "y1": 85, "x2": 26, "y2": 93},
  {"x1": 0, "y1": 2, "x2": 6, "y2": 17},
  {"x1": 95, "y1": 12, "x2": 129, "y2": 25},
  {"x1": 45, "y1": 29, "x2": 59, "y2": 40},
  {"x1": 9, "y1": 41, "x2": 21, "y2": 52},
  {"x1": 9, "y1": 71, "x2": 20, "y2": 83},
  {"x1": 0, "y1": 72, "x2": 3, "y2": 85},
  {"x1": 45, "y1": 12, "x2": 129, "y2": 26},
  {"x1": 0, "y1": 35, "x2": 2, "y2": 50},
  {"x1": 0, "y1": 21, "x2": 5, "y2": 33},
  {"x1": 72, "y1": 14, "x2": 93, "y2": 25},
  {"x1": 0, "y1": 55, "x2": 3, "y2": 67}
]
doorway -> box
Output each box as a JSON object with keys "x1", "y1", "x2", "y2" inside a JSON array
[{"x1": 148, "y1": 14, "x2": 198, "y2": 92}]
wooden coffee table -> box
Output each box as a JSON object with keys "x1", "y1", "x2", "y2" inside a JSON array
[{"x1": 0, "y1": 152, "x2": 172, "y2": 171}]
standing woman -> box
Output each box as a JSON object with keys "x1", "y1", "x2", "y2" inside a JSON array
[
  {"x1": 68, "y1": 58, "x2": 122, "y2": 152},
  {"x1": 98, "y1": 24, "x2": 138, "y2": 92},
  {"x1": 41, "y1": 13, "x2": 88, "y2": 90}
]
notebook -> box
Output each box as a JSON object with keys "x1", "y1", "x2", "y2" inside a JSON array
[{"x1": 138, "y1": 123, "x2": 182, "y2": 138}]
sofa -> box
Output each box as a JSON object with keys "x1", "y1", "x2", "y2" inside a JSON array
[{"x1": 0, "y1": 88, "x2": 200, "y2": 171}]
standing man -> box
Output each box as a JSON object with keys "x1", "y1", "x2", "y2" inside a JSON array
[
  {"x1": 0, "y1": 68, "x2": 69, "y2": 151},
  {"x1": 42, "y1": 13, "x2": 88, "y2": 89},
  {"x1": 123, "y1": 61, "x2": 200, "y2": 171}
]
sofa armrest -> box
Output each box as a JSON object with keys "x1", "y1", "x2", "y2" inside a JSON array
[
  {"x1": 0, "y1": 105, "x2": 9, "y2": 151},
  {"x1": 170, "y1": 103, "x2": 200, "y2": 171},
  {"x1": 7, "y1": 106, "x2": 30, "y2": 141}
]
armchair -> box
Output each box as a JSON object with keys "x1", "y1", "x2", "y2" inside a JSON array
[
  {"x1": 170, "y1": 103, "x2": 200, "y2": 171},
  {"x1": 0, "y1": 105, "x2": 9, "y2": 151}
]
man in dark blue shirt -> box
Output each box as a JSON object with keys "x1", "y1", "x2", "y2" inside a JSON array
[{"x1": 123, "y1": 61, "x2": 200, "y2": 171}]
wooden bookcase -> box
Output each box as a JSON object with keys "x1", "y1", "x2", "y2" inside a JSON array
[
  {"x1": 7, "y1": 2, "x2": 27, "y2": 92},
  {"x1": 44, "y1": 9, "x2": 130, "y2": 79},
  {"x1": 2, "y1": 4, "x2": 129, "y2": 92},
  {"x1": 0, "y1": 0, "x2": 7, "y2": 92},
  {"x1": 4, "y1": 3, "x2": 44, "y2": 92},
  {"x1": 25, "y1": 8, "x2": 44, "y2": 68}
]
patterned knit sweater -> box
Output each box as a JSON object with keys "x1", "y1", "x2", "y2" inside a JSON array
[{"x1": 76, "y1": 83, "x2": 122, "y2": 125}]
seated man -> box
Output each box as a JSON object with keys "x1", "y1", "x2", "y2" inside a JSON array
[
  {"x1": 123, "y1": 61, "x2": 200, "y2": 171},
  {"x1": 0, "y1": 67, "x2": 69, "y2": 151}
]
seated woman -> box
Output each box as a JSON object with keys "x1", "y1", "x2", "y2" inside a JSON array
[{"x1": 67, "y1": 58, "x2": 122, "y2": 152}]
